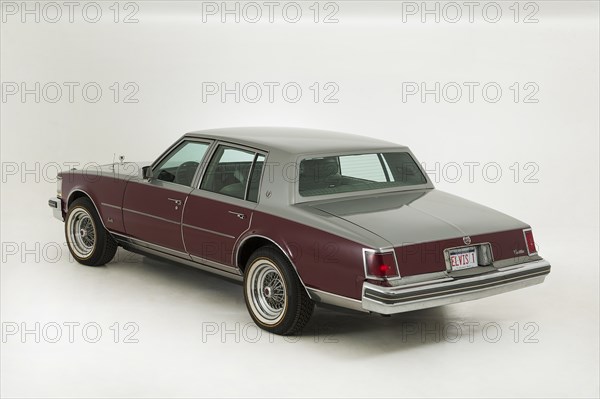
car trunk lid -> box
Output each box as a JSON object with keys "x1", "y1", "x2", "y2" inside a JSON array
[{"x1": 309, "y1": 189, "x2": 530, "y2": 276}]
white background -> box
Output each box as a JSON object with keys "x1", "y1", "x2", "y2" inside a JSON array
[{"x1": 1, "y1": 1, "x2": 598, "y2": 397}]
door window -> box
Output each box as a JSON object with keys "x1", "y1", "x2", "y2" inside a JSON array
[
  {"x1": 200, "y1": 145, "x2": 263, "y2": 200},
  {"x1": 154, "y1": 141, "x2": 209, "y2": 186}
]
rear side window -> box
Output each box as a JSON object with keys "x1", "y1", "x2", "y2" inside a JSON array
[
  {"x1": 299, "y1": 151, "x2": 427, "y2": 197},
  {"x1": 200, "y1": 145, "x2": 265, "y2": 202},
  {"x1": 247, "y1": 154, "x2": 265, "y2": 203}
]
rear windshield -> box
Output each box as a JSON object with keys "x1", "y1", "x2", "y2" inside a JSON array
[{"x1": 298, "y1": 152, "x2": 427, "y2": 197}]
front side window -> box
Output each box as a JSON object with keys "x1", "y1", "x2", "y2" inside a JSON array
[
  {"x1": 154, "y1": 141, "x2": 209, "y2": 186},
  {"x1": 200, "y1": 145, "x2": 258, "y2": 200},
  {"x1": 299, "y1": 151, "x2": 427, "y2": 197}
]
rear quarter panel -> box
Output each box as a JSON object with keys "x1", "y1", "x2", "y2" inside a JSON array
[{"x1": 242, "y1": 210, "x2": 368, "y2": 300}]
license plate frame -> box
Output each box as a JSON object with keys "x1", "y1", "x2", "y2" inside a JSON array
[{"x1": 448, "y1": 246, "x2": 479, "y2": 271}]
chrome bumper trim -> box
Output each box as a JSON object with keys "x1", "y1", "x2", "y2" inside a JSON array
[
  {"x1": 362, "y1": 259, "x2": 551, "y2": 314},
  {"x1": 307, "y1": 287, "x2": 366, "y2": 312},
  {"x1": 48, "y1": 197, "x2": 64, "y2": 221}
]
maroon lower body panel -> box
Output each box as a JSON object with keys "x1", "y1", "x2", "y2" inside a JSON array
[
  {"x1": 122, "y1": 182, "x2": 189, "y2": 253},
  {"x1": 394, "y1": 229, "x2": 529, "y2": 276},
  {"x1": 183, "y1": 193, "x2": 253, "y2": 265},
  {"x1": 246, "y1": 212, "x2": 366, "y2": 300}
]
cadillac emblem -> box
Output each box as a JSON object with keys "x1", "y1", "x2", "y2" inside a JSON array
[{"x1": 463, "y1": 236, "x2": 472, "y2": 245}]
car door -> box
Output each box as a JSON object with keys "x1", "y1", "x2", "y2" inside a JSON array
[
  {"x1": 122, "y1": 139, "x2": 212, "y2": 255},
  {"x1": 182, "y1": 144, "x2": 266, "y2": 267}
]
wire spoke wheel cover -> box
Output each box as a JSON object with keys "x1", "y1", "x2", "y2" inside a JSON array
[
  {"x1": 67, "y1": 207, "x2": 97, "y2": 259},
  {"x1": 246, "y1": 259, "x2": 287, "y2": 325}
]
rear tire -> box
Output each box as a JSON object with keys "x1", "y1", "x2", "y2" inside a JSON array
[
  {"x1": 243, "y1": 246, "x2": 314, "y2": 335},
  {"x1": 65, "y1": 197, "x2": 117, "y2": 266}
]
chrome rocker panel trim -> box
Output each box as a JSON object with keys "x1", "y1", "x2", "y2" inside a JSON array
[
  {"x1": 362, "y1": 259, "x2": 551, "y2": 315},
  {"x1": 113, "y1": 234, "x2": 244, "y2": 282}
]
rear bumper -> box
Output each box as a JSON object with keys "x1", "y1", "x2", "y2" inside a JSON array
[
  {"x1": 362, "y1": 259, "x2": 551, "y2": 314},
  {"x1": 48, "y1": 197, "x2": 64, "y2": 221}
]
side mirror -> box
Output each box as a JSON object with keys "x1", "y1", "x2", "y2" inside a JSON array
[{"x1": 142, "y1": 166, "x2": 153, "y2": 179}]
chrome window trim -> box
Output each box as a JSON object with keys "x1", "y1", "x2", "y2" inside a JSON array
[
  {"x1": 245, "y1": 152, "x2": 267, "y2": 204},
  {"x1": 244, "y1": 153, "x2": 260, "y2": 202},
  {"x1": 522, "y1": 228, "x2": 538, "y2": 256},
  {"x1": 362, "y1": 247, "x2": 401, "y2": 281},
  {"x1": 190, "y1": 139, "x2": 219, "y2": 189},
  {"x1": 196, "y1": 141, "x2": 269, "y2": 203}
]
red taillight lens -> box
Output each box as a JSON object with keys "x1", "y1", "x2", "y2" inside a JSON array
[
  {"x1": 364, "y1": 250, "x2": 399, "y2": 279},
  {"x1": 523, "y1": 229, "x2": 537, "y2": 255}
]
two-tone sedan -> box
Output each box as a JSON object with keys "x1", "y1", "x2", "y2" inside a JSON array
[{"x1": 49, "y1": 127, "x2": 551, "y2": 335}]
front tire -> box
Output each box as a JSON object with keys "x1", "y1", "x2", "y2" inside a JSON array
[
  {"x1": 65, "y1": 197, "x2": 117, "y2": 266},
  {"x1": 244, "y1": 246, "x2": 314, "y2": 335}
]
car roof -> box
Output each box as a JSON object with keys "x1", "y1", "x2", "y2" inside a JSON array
[{"x1": 184, "y1": 127, "x2": 406, "y2": 155}]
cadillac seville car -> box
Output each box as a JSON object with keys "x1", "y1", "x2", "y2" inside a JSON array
[{"x1": 48, "y1": 127, "x2": 551, "y2": 335}]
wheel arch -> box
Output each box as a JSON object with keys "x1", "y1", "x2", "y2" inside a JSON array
[
  {"x1": 67, "y1": 189, "x2": 90, "y2": 207},
  {"x1": 236, "y1": 235, "x2": 312, "y2": 299},
  {"x1": 66, "y1": 189, "x2": 109, "y2": 231}
]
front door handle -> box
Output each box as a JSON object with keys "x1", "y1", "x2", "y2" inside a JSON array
[
  {"x1": 168, "y1": 198, "x2": 182, "y2": 206},
  {"x1": 228, "y1": 211, "x2": 246, "y2": 220}
]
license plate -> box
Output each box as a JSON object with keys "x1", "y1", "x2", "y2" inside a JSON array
[{"x1": 449, "y1": 247, "x2": 478, "y2": 271}]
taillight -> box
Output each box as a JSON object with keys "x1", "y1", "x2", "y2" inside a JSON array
[
  {"x1": 363, "y1": 249, "x2": 399, "y2": 279},
  {"x1": 523, "y1": 228, "x2": 537, "y2": 255}
]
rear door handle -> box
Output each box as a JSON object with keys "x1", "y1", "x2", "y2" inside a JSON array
[
  {"x1": 228, "y1": 211, "x2": 246, "y2": 220},
  {"x1": 168, "y1": 198, "x2": 182, "y2": 206}
]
